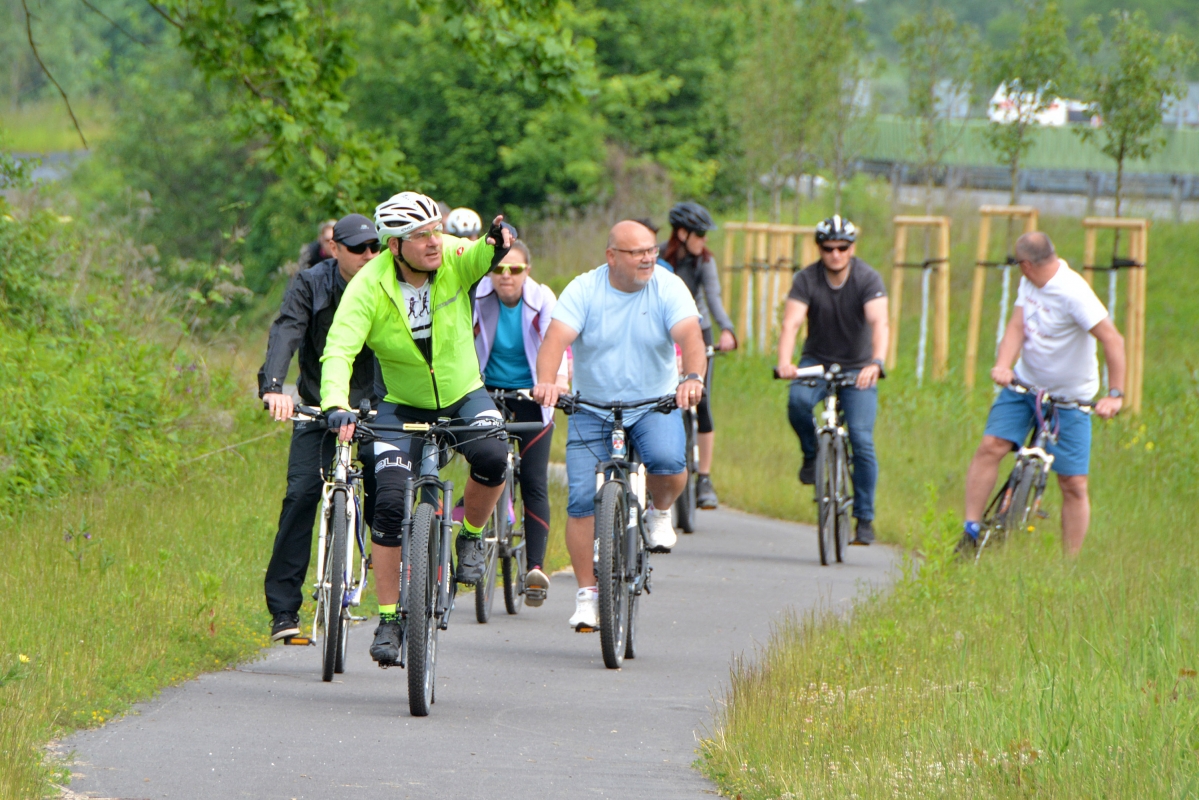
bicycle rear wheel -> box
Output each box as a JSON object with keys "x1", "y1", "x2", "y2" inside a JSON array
[
  {"x1": 814, "y1": 431, "x2": 835, "y2": 566},
  {"x1": 1004, "y1": 463, "x2": 1037, "y2": 538},
  {"x1": 833, "y1": 435, "x2": 852, "y2": 563},
  {"x1": 624, "y1": 538, "x2": 646, "y2": 660},
  {"x1": 674, "y1": 411, "x2": 698, "y2": 533},
  {"x1": 322, "y1": 491, "x2": 348, "y2": 683},
  {"x1": 595, "y1": 480, "x2": 628, "y2": 669},
  {"x1": 475, "y1": 507, "x2": 501, "y2": 624},
  {"x1": 406, "y1": 502, "x2": 439, "y2": 717}
]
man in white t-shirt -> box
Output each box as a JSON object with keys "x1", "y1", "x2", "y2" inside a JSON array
[
  {"x1": 533, "y1": 220, "x2": 706, "y2": 631},
  {"x1": 961, "y1": 231, "x2": 1125, "y2": 557}
]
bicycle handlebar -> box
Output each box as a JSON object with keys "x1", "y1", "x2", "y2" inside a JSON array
[
  {"x1": 554, "y1": 393, "x2": 677, "y2": 416},
  {"x1": 1004, "y1": 380, "x2": 1094, "y2": 413},
  {"x1": 771, "y1": 364, "x2": 860, "y2": 386}
]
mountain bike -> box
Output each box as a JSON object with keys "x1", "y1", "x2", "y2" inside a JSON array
[
  {"x1": 774, "y1": 364, "x2": 858, "y2": 566},
  {"x1": 284, "y1": 402, "x2": 373, "y2": 683},
  {"x1": 362, "y1": 414, "x2": 541, "y2": 716},
  {"x1": 475, "y1": 389, "x2": 544, "y2": 621},
  {"x1": 556, "y1": 393, "x2": 676, "y2": 669},
  {"x1": 972, "y1": 380, "x2": 1094, "y2": 560}
]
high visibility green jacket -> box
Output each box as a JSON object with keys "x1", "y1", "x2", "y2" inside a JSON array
[{"x1": 320, "y1": 236, "x2": 494, "y2": 411}]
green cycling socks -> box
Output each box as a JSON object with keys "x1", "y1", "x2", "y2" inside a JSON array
[
  {"x1": 460, "y1": 516, "x2": 484, "y2": 539},
  {"x1": 379, "y1": 603, "x2": 398, "y2": 623}
]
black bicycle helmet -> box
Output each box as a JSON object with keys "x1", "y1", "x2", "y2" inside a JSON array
[
  {"x1": 668, "y1": 201, "x2": 717, "y2": 234},
  {"x1": 815, "y1": 214, "x2": 857, "y2": 244}
]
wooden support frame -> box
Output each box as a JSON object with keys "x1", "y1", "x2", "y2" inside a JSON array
[
  {"x1": 964, "y1": 206, "x2": 1039, "y2": 390},
  {"x1": 1081, "y1": 217, "x2": 1148, "y2": 415},
  {"x1": 886, "y1": 215, "x2": 951, "y2": 381},
  {"x1": 719, "y1": 222, "x2": 819, "y2": 353}
]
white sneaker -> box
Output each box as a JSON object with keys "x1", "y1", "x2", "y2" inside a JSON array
[
  {"x1": 568, "y1": 587, "x2": 599, "y2": 631},
  {"x1": 525, "y1": 567, "x2": 550, "y2": 607},
  {"x1": 645, "y1": 507, "x2": 677, "y2": 551}
]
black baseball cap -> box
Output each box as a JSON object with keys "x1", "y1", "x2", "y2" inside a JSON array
[{"x1": 333, "y1": 214, "x2": 377, "y2": 247}]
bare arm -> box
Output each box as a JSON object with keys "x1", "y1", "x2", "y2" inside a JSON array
[
  {"x1": 532, "y1": 319, "x2": 578, "y2": 407},
  {"x1": 671, "y1": 316, "x2": 707, "y2": 409},
  {"x1": 990, "y1": 306, "x2": 1026, "y2": 386},
  {"x1": 775, "y1": 299, "x2": 809, "y2": 379},
  {"x1": 857, "y1": 297, "x2": 889, "y2": 389},
  {"x1": 1091, "y1": 317, "x2": 1125, "y2": 419}
]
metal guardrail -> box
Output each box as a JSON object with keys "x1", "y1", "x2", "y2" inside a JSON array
[{"x1": 858, "y1": 159, "x2": 1199, "y2": 202}]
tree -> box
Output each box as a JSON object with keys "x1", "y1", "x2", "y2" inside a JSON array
[
  {"x1": 813, "y1": 0, "x2": 877, "y2": 215},
  {"x1": 894, "y1": 3, "x2": 978, "y2": 212},
  {"x1": 730, "y1": 0, "x2": 832, "y2": 221},
  {"x1": 982, "y1": 0, "x2": 1074, "y2": 206},
  {"x1": 24, "y1": 0, "x2": 596, "y2": 215},
  {"x1": 1077, "y1": 10, "x2": 1195, "y2": 221}
]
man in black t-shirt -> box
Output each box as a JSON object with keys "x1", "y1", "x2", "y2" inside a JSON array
[{"x1": 775, "y1": 215, "x2": 889, "y2": 544}]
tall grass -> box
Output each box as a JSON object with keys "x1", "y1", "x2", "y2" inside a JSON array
[{"x1": 697, "y1": 212, "x2": 1199, "y2": 796}]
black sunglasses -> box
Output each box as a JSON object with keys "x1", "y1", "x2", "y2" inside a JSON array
[
  {"x1": 820, "y1": 243, "x2": 851, "y2": 253},
  {"x1": 342, "y1": 240, "x2": 381, "y2": 255}
]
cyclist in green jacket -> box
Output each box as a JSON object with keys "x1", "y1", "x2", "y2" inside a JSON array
[{"x1": 320, "y1": 191, "x2": 514, "y2": 665}]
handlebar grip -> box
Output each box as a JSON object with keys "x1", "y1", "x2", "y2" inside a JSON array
[{"x1": 504, "y1": 421, "x2": 547, "y2": 435}]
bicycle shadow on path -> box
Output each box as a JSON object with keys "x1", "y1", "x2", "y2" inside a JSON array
[{"x1": 62, "y1": 507, "x2": 898, "y2": 800}]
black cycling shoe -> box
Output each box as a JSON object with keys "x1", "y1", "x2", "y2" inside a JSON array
[
  {"x1": 370, "y1": 619, "x2": 403, "y2": 665},
  {"x1": 696, "y1": 475, "x2": 719, "y2": 509},
  {"x1": 955, "y1": 531, "x2": 979, "y2": 556},
  {"x1": 455, "y1": 535, "x2": 486, "y2": 584},
  {"x1": 798, "y1": 458, "x2": 816, "y2": 485},
  {"x1": 850, "y1": 519, "x2": 875, "y2": 546},
  {"x1": 270, "y1": 611, "x2": 300, "y2": 641}
]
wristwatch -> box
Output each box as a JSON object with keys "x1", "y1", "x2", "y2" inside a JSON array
[
  {"x1": 1108, "y1": 388, "x2": 1124, "y2": 399},
  {"x1": 870, "y1": 358, "x2": 886, "y2": 377},
  {"x1": 680, "y1": 372, "x2": 704, "y2": 384}
]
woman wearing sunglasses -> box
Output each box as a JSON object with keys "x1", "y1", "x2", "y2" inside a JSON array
[
  {"x1": 775, "y1": 214, "x2": 889, "y2": 547},
  {"x1": 472, "y1": 241, "x2": 570, "y2": 607}
]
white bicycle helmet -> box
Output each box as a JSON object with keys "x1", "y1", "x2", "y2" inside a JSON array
[
  {"x1": 445, "y1": 207, "x2": 483, "y2": 238},
  {"x1": 374, "y1": 192, "x2": 442, "y2": 242},
  {"x1": 815, "y1": 214, "x2": 857, "y2": 244}
]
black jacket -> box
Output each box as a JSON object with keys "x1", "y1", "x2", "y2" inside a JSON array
[{"x1": 258, "y1": 259, "x2": 376, "y2": 407}]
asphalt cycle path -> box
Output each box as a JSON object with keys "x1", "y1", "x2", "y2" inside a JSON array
[{"x1": 64, "y1": 507, "x2": 898, "y2": 799}]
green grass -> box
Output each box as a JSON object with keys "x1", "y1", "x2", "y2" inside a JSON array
[
  {"x1": 0, "y1": 100, "x2": 109, "y2": 153},
  {"x1": 697, "y1": 212, "x2": 1199, "y2": 797}
]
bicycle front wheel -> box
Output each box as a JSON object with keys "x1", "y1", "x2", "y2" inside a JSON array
[
  {"x1": 406, "y1": 502, "x2": 439, "y2": 717},
  {"x1": 833, "y1": 435, "x2": 852, "y2": 563},
  {"x1": 814, "y1": 431, "x2": 835, "y2": 566},
  {"x1": 322, "y1": 490, "x2": 348, "y2": 683},
  {"x1": 501, "y1": 476, "x2": 526, "y2": 615},
  {"x1": 474, "y1": 485, "x2": 503, "y2": 623},
  {"x1": 1004, "y1": 463, "x2": 1037, "y2": 539},
  {"x1": 595, "y1": 480, "x2": 628, "y2": 669}
]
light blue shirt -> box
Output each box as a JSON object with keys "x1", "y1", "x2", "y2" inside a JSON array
[
  {"x1": 484, "y1": 301, "x2": 534, "y2": 388},
  {"x1": 553, "y1": 264, "x2": 699, "y2": 405}
]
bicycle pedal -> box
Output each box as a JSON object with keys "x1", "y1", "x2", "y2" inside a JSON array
[
  {"x1": 283, "y1": 636, "x2": 314, "y2": 646},
  {"x1": 647, "y1": 546, "x2": 672, "y2": 554},
  {"x1": 1036, "y1": 509, "x2": 1049, "y2": 519},
  {"x1": 574, "y1": 624, "x2": 598, "y2": 634}
]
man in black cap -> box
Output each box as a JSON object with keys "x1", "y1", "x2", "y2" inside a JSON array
[{"x1": 258, "y1": 213, "x2": 381, "y2": 640}]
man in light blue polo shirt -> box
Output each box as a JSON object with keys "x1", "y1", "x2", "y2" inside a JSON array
[{"x1": 533, "y1": 220, "x2": 707, "y2": 631}]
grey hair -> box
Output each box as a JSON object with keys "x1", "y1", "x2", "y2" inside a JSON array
[
  {"x1": 1014, "y1": 231, "x2": 1056, "y2": 265},
  {"x1": 318, "y1": 219, "x2": 336, "y2": 235}
]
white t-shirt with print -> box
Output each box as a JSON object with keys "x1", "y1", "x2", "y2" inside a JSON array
[
  {"x1": 400, "y1": 281, "x2": 431, "y2": 340},
  {"x1": 1013, "y1": 259, "x2": 1109, "y2": 401}
]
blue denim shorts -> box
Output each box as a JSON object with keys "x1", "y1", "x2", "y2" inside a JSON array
[
  {"x1": 983, "y1": 388, "x2": 1092, "y2": 476},
  {"x1": 565, "y1": 408, "x2": 686, "y2": 518}
]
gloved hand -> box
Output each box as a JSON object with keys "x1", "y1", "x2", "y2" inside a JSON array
[
  {"x1": 326, "y1": 408, "x2": 356, "y2": 431},
  {"x1": 486, "y1": 216, "x2": 517, "y2": 265}
]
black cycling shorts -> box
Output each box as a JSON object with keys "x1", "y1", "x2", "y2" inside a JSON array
[{"x1": 369, "y1": 388, "x2": 507, "y2": 547}]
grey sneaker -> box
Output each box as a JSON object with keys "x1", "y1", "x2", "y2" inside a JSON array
[
  {"x1": 455, "y1": 535, "x2": 486, "y2": 584},
  {"x1": 696, "y1": 475, "x2": 719, "y2": 509},
  {"x1": 524, "y1": 567, "x2": 550, "y2": 607},
  {"x1": 369, "y1": 619, "x2": 402, "y2": 665},
  {"x1": 851, "y1": 519, "x2": 874, "y2": 546}
]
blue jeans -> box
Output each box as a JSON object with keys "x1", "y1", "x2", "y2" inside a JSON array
[
  {"x1": 565, "y1": 408, "x2": 686, "y2": 518},
  {"x1": 786, "y1": 358, "x2": 878, "y2": 521}
]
